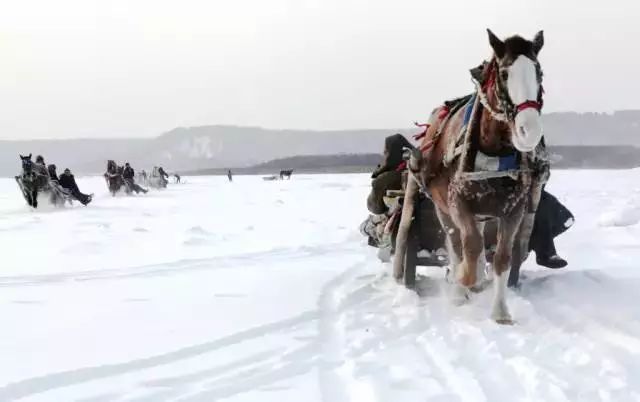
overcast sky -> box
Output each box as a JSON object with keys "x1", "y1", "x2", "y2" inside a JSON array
[{"x1": 0, "y1": 0, "x2": 638, "y2": 139}]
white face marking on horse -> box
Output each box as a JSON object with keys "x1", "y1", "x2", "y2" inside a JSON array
[{"x1": 506, "y1": 55, "x2": 543, "y2": 152}]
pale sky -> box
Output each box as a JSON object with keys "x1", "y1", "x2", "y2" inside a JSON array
[{"x1": 1, "y1": 0, "x2": 638, "y2": 139}]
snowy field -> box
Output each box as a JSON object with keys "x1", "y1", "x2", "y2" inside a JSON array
[{"x1": 1, "y1": 171, "x2": 639, "y2": 402}]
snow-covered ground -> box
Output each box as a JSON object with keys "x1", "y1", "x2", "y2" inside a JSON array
[{"x1": 1, "y1": 171, "x2": 639, "y2": 402}]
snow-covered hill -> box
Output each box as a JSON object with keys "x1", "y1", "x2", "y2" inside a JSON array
[{"x1": 0, "y1": 170, "x2": 639, "y2": 401}]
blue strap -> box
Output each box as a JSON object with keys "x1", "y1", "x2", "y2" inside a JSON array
[
  {"x1": 462, "y1": 94, "x2": 476, "y2": 126},
  {"x1": 498, "y1": 154, "x2": 518, "y2": 171}
]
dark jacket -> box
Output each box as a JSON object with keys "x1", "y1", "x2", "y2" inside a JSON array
[
  {"x1": 531, "y1": 190, "x2": 574, "y2": 244},
  {"x1": 371, "y1": 134, "x2": 414, "y2": 179},
  {"x1": 123, "y1": 166, "x2": 135, "y2": 180},
  {"x1": 48, "y1": 165, "x2": 59, "y2": 182},
  {"x1": 59, "y1": 173, "x2": 79, "y2": 192}
]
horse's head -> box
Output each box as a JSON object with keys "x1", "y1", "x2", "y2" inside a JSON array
[
  {"x1": 19, "y1": 154, "x2": 33, "y2": 173},
  {"x1": 486, "y1": 29, "x2": 544, "y2": 152}
]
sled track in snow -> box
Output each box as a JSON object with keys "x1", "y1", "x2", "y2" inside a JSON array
[
  {"x1": 314, "y1": 258, "x2": 640, "y2": 401},
  {"x1": 0, "y1": 310, "x2": 320, "y2": 401},
  {"x1": 2, "y1": 257, "x2": 640, "y2": 401},
  {"x1": 0, "y1": 242, "x2": 359, "y2": 288}
]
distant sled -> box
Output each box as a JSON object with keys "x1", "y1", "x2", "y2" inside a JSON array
[
  {"x1": 16, "y1": 154, "x2": 75, "y2": 208},
  {"x1": 148, "y1": 167, "x2": 169, "y2": 189}
]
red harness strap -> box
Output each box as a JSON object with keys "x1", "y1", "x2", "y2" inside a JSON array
[
  {"x1": 482, "y1": 61, "x2": 497, "y2": 92},
  {"x1": 515, "y1": 100, "x2": 542, "y2": 114},
  {"x1": 413, "y1": 121, "x2": 429, "y2": 140},
  {"x1": 438, "y1": 106, "x2": 450, "y2": 119}
]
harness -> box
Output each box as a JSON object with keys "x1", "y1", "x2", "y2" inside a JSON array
[
  {"x1": 407, "y1": 59, "x2": 550, "y2": 203},
  {"x1": 475, "y1": 59, "x2": 544, "y2": 123}
]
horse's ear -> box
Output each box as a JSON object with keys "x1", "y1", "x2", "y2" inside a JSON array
[
  {"x1": 487, "y1": 29, "x2": 505, "y2": 58},
  {"x1": 532, "y1": 30, "x2": 544, "y2": 55},
  {"x1": 470, "y1": 62, "x2": 486, "y2": 83}
]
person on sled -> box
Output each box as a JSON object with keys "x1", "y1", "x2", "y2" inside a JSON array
[
  {"x1": 123, "y1": 163, "x2": 149, "y2": 194},
  {"x1": 158, "y1": 166, "x2": 169, "y2": 180},
  {"x1": 33, "y1": 155, "x2": 50, "y2": 188},
  {"x1": 59, "y1": 168, "x2": 92, "y2": 205},
  {"x1": 48, "y1": 164, "x2": 59, "y2": 182},
  {"x1": 366, "y1": 133, "x2": 415, "y2": 215}
]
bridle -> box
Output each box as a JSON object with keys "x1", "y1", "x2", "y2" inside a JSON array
[{"x1": 475, "y1": 58, "x2": 544, "y2": 122}]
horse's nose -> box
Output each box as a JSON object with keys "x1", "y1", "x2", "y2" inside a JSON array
[{"x1": 514, "y1": 109, "x2": 543, "y2": 152}]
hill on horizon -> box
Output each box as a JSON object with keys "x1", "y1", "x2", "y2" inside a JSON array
[{"x1": 2, "y1": 110, "x2": 640, "y2": 176}]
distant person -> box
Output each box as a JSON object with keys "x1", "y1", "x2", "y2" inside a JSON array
[
  {"x1": 158, "y1": 167, "x2": 169, "y2": 179},
  {"x1": 227, "y1": 170, "x2": 233, "y2": 182},
  {"x1": 47, "y1": 164, "x2": 59, "y2": 182},
  {"x1": 174, "y1": 173, "x2": 181, "y2": 183},
  {"x1": 123, "y1": 162, "x2": 148, "y2": 194},
  {"x1": 34, "y1": 155, "x2": 47, "y2": 174},
  {"x1": 59, "y1": 168, "x2": 92, "y2": 205},
  {"x1": 33, "y1": 155, "x2": 50, "y2": 188},
  {"x1": 141, "y1": 170, "x2": 148, "y2": 182}
]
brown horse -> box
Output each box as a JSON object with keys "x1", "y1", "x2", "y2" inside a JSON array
[{"x1": 394, "y1": 29, "x2": 549, "y2": 324}]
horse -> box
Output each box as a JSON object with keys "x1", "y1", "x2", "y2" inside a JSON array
[
  {"x1": 280, "y1": 169, "x2": 293, "y2": 180},
  {"x1": 394, "y1": 29, "x2": 549, "y2": 324},
  {"x1": 104, "y1": 160, "x2": 125, "y2": 196},
  {"x1": 15, "y1": 154, "x2": 39, "y2": 207}
]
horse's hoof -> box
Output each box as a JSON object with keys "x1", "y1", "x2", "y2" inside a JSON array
[
  {"x1": 450, "y1": 285, "x2": 470, "y2": 305},
  {"x1": 458, "y1": 275, "x2": 477, "y2": 288},
  {"x1": 469, "y1": 277, "x2": 492, "y2": 293},
  {"x1": 456, "y1": 263, "x2": 477, "y2": 288},
  {"x1": 494, "y1": 318, "x2": 515, "y2": 325},
  {"x1": 491, "y1": 310, "x2": 514, "y2": 325}
]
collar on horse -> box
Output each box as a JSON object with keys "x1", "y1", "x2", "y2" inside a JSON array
[{"x1": 473, "y1": 59, "x2": 544, "y2": 122}]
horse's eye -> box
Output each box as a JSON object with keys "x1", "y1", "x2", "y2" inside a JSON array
[{"x1": 500, "y1": 70, "x2": 509, "y2": 81}]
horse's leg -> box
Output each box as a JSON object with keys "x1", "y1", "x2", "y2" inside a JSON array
[
  {"x1": 32, "y1": 189, "x2": 38, "y2": 208},
  {"x1": 435, "y1": 208, "x2": 462, "y2": 282},
  {"x1": 474, "y1": 221, "x2": 488, "y2": 286},
  {"x1": 25, "y1": 190, "x2": 33, "y2": 207},
  {"x1": 451, "y1": 198, "x2": 483, "y2": 288},
  {"x1": 392, "y1": 177, "x2": 418, "y2": 281},
  {"x1": 509, "y1": 183, "x2": 544, "y2": 287},
  {"x1": 491, "y1": 207, "x2": 525, "y2": 324}
]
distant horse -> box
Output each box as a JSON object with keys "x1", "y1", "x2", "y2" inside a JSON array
[
  {"x1": 395, "y1": 30, "x2": 549, "y2": 324},
  {"x1": 15, "y1": 154, "x2": 70, "y2": 207},
  {"x1": 280, "y1": 169, "x2": 293, "y2": 180},
  {"x1": 104, "y1": 160, "x2": 126, "y2": 196},
  {"x1": 15, "y1": 154, "x2": 39, "y2": 207}
]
